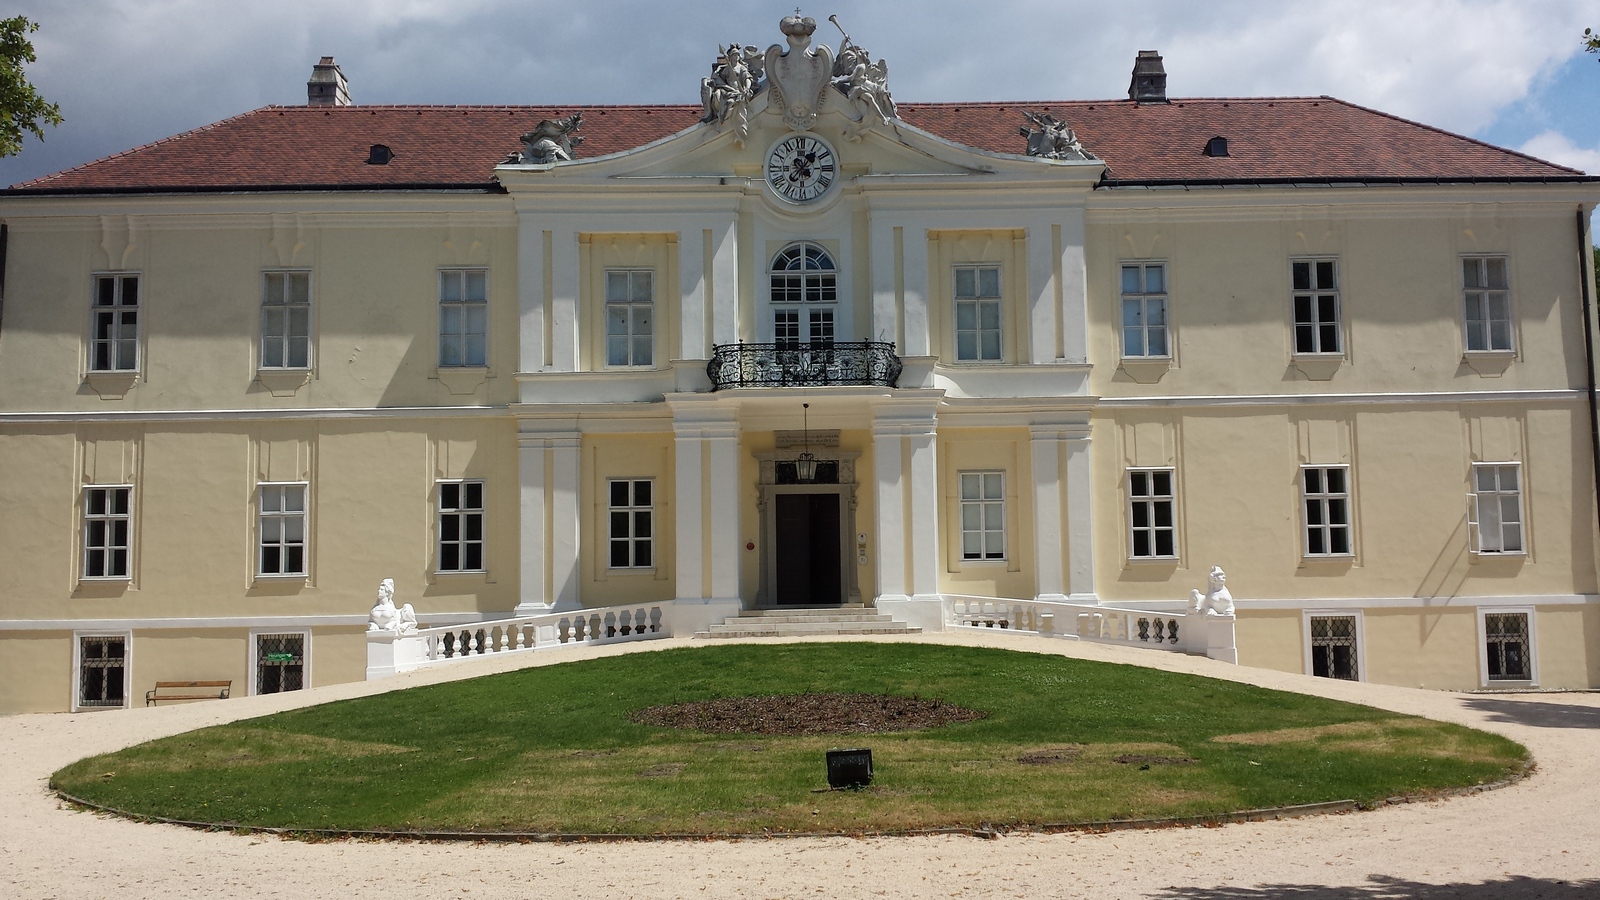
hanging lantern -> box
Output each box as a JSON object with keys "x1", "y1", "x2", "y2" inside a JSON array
[{"x1": 796, "y1": 402, "x2": 818, "y2": 483}]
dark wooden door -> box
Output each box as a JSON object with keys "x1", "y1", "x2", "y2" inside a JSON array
[{"x1": 774, "y1": 493, "x2": 842, "y2": 606}]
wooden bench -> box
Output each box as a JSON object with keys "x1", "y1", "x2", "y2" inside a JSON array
[{"x1": 145, "y1": 680, "x2": 231, "y2": 706}]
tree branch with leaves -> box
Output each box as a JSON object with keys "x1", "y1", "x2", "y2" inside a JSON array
[{"x1": 0, "y1": 16, "x2": 63, "y2": 158}]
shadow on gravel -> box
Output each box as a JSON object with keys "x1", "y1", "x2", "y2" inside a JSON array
[
  {"x1": 1150, "y1": 875, "x2": 1600, "y2": 899},
  {"x1": 1461, "y1": 696, "x2": 1600, "y2": 730}
]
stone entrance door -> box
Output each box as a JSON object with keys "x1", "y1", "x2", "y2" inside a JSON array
[{"x1": 774, "y1": 492, "x2": 843, "y2": 606}]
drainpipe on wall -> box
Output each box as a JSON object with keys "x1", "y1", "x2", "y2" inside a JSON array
[{"x1": 1576, "y1": 207, "x2": 1600, "y2": 541}]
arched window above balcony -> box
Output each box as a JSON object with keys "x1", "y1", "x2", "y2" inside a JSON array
[{"x1": 770, "y1": 242, "x2": 837, "y2": 348}]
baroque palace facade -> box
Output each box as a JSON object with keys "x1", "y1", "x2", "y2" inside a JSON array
[{"x1": 3, "y1": 18, "x2": 1599, "y2": 713}]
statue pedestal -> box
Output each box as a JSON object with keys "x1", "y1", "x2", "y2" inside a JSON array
[
  {"x1": 1204, "y1": 614, "x2": 1237, "y2": 664},
  {"x1": 366, "y1": 631, "x2": 429, "y2": 679}
]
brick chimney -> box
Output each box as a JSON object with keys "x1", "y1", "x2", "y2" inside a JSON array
[
  {"x1": 1128, "y1": 50, "x2": 1167, "y2": 104},
  {"x1": 307, "y1": 57, "x2": 350, "y2": 107}
]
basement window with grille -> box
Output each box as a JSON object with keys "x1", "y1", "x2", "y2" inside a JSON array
[{"x1": 255, "y1": 632, "x2": 306, "y2": 695}]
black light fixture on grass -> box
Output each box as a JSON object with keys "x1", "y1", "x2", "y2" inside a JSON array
[
  {"x1": 795, "y1": 402, "x2": 818, "y2": 483},
  {"x1": 825, "y1": 747, "x2": 873, "y2": 789}
]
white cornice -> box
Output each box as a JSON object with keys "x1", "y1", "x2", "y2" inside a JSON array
[
  {"x1": 0, "y1": 405, "x2": 511, "y2": 425},
  {"x1": 0, "y1": 194, "x2": 514, "y2": 222}
]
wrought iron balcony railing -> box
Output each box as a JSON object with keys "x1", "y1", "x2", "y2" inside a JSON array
[{"x1": 707, "y1": 341, "x2": 902, "y2": 390}]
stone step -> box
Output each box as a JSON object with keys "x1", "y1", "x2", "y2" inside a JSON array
[
  {"x1": 695, "y1": 624, "x2": 923, "y2": 639},
  {"x1": 717, "y1": 613, "x2": 897, "y2": 625},
  {"x1": 742, "y1": 607, "x2": 873, "y2": 617}
]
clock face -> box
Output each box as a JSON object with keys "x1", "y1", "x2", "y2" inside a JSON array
[{"x1": 766, "y1": 134, "x2": 837, "y2": 203}]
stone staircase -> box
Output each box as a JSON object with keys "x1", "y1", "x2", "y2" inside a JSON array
[{"x1": 694, "y1": 606, "x2": 922, "y2": 639}]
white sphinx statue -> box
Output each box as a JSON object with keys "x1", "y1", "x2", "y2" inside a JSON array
[
  {"x1": 1189, "y1": 566, "x2": 1235, "y2": 617},
  {"x1": 367, "y1": 578, "x2": 419, "y2": 635}
]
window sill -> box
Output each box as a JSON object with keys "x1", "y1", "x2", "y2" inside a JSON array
[
  {"x1": 1116, "y1": 357, "x2": 1171, "y2": 384},
  {"x1": 433, "y1": 569, "x2": 488, "y2": 577},
  {"x1": 606, "y1": 567, "x2": 657, "y2": 574},
  {"x1": 959, "y1": 558, "x2": 1009, "y2": 566},
  {"x1": 256, "y1": 369, "x2": 312, "y2": 397},
  {"x1": 434, "y1": 366, "x2": 491, "y2": 396},
  {"x1": 1462, "y1": 351, "x2": 1515, "y2": 377},
  {"x1": 1126, "y1": 555, "x2": 1180, "y2": 564},
  {"x1": 84, "y1": 371, "x2": 139, "y2": 399},
  {"x1": 255, "y1": 573, "x2": 309, "y2": 580},
  {"x1": 1290, "y1": 354, "x2": 1344, "y2": 382}
]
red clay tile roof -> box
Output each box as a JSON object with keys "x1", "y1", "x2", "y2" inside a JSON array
[{"x1": 7, "y1": 96, "x2": 1585, "y2": 195}]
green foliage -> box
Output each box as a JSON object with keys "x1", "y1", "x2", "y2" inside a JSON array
[
  {"x1": 1587, "y1": 27, "x2": 1600, "y2": 55},
  {"x1": 53, "y1": 644, "x2": 1526, "y2": 835},
  {"x1": 0, "y1": 16, "x2": 62, "y2": 158}
]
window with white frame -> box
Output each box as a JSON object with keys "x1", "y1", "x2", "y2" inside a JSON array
[
  {"x1": 77, "y1": 635, "x2": 127, "y2": 708},
  {"x1": 605, "y1": 269, "x2": 654, "y2": 367},
  {"x1": 260, "y1": 271, "x2": 311, "y2": 369},
  {"x1": 1468, "y1": 463, "x2": 1524, "y2": 554},
  {"x1": 438, "y1": 480, "x2": 485, "y2": 572},
  {"x1": 608, "y1": 479, "x2": 652, "y2": 568},
  {"x1": 954, "y1": 265, "x2": 1002, "y2": 361},
  {"x1": 1120, "y1": 262, "x2": 1169, "y2": 358},
  {"x1": 255, "y1": 632, "x2": 306, "y2": 694},
  {"x1": 1291, "y1": 259, "x2": 1341, "y2": 355},
  {"x1": 439, "y1": 268, "x2": 487, "y2": 367},
  {"x1": 770, "y1": 242, "x2": 836, "y2": 348},
  {"x1": 1127, "y1": 468, "x2": 1177, "y2": 558},
  {"x1": 1484, "y1": 611, "x2": 1532, "y2": 681},
  {"x1": 89, "y1": 274, "x2": 140, "y2": 372},
  {"x1": 1462, "y1": 256, "x2": 1512, "y2": 352},
  {"x1": 258, "y1": 483, "x2": 307, "y2": 576},
  {"x1": 959, "y1": 471, "x2": 1005, "y2": 560},
  {"x1": 1302, "y1": 466, "x2": 1352, "y2": 557},
  {"x1": 1309, "y1": 615, "x2": 1358, "y2": 680},
  {"x1": 82, "y1": 485, "x2": 132, "y2": 579}
]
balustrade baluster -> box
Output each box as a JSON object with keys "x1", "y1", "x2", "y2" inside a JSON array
[
  {"x1": 1137, "y1": 618, "x2": 1151, "y2": 642},
  {"x1": 649, "y1": 606, "x2": 662, "y2": 633}
]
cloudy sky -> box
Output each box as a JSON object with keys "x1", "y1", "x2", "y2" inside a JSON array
[{"x1": 2, "y1": 0, "x2": 1597, "y2": 187}]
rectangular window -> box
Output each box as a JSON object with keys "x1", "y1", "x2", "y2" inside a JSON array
[
  {"x1": 90, "y1": 274, "x2": 140, "y2": 372},
  {"x1": 608, "y1": 479, "x2": 652, "y2": 568},
  {"x1": 258, "y1": 483, "x2": 307, "y2": 576},
  {"x1": 605, "y1": 269, "x2": 654, "y2": 367},
  {"x1": 1468, "y1": 463, "x2": 1524, "y2": 554},
  {"x1": 1309, "y1": 615, "x2": 1359, "y2": 680},
  {"x1": 1291, "y1": 259, "x2": 1341, "y2": 355},
  {"x1": 1302, "y1": 466, "x2": 1352, "y2": 557},
  {"x1": 1484, "y1": 612, "x2": 1531, "y2": 681},
  {"x1": 256, "y1": 632, "x2": 306, "y2": 694},
  {"x1": 959, "y1": 471, "x2": 1006, "y2": 560},
  {"x1": 1120, "y1": 263, "x2": 1169, "y2": 358},
  {"x1": 82, "y1": 486, "x2": 132, "y2": 579},
  {"x1": 438, "y1": 480, "x2": 485, "y2": 572},
  {"x1": 260, "y1": 271, "x2": 311, "y2": 369},
  {"x1": 439, "y1": 268, "x2": 488, "y2": 367},
  {"x1": 1128, "y1": 468, "x2": 1177, "y2": 559},
  {"x1": 78, "y1": 635, "x2": 127, "y2": 709},
  {"x1": 954, "y1": 265, "x2": 1002, "y2": 361},
  {"x1": 774, "y1": 309, "x2": 800, "y2": 350},
  {"x1": 1463, "y1": 256, "x2": 1512, "y2": 352}
]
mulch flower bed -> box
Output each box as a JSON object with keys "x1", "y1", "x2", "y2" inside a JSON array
[{"x1": 629, "y1": 693, "x2": 987, "y2": 736}]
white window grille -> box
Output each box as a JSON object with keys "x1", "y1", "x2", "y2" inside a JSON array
[
  {"x1": 90, "y1": 274, "x2": 139, "y2": 372},
  {"x1": 260, "y1": 271, "x2": 311, "y2": 368},
  {"x1": 1309, "y1": 615, "x2": 1358, "y2": 680},
  {"x1": 954, "y1": 265, "x2": 1002, "y2": 361},
  {"x1": 605, "y1": 269, "x2": 654, "y2": 367},
  {"x1": 77, "y1": 635, "x2": 127, "y2": 709},
  {"x1": 258, "y1": 483, "x2": 307, "y2": 575},
  {"x1": 608, "y1": 479, "x2": 653, "y2": 568},
  {"x1": 82, "y1": 485, "x2": 132, "y2": 579},
  {"x1": 1302, "y1": 466, "x2": 1352, "y2": 556},
  {"x1": 1484, "y1": 612, "x2": 1531, "y2": 681},
  {"x1": 439, "y1": 268, "x2": 488, "y2": 367},
  {"x1": 770, "y1": 242, "x2": 836, "y2": 348},
  {"x1": 438, "y1": 480, "x2": 485, "y2": 572},
  {"x1": 1467, "y1": 463, "x2": 1524, "y2": 555},
  {"x1": 1120, "y1": 263, "x2": 1168, "y2": 357},
  {"x1": 1463, "y1": 256, "x2": 1512, "y2": 352},
  {"x1": 1128, "y1": 468, "x2": 1177, "y2": 558},
  {"x1": 959, "y1": 471, "x2": 1005, "y2": 560},
  {"x1": 1291, "y1": 259, "x2": 1341, "y2": 355}
]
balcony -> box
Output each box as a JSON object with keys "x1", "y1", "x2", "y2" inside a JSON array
[{"x1": 706, "y1": 341, "x2": 903, "y2": 390}]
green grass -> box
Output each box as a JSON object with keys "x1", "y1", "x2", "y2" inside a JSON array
[{"x1": 52, "y1": 644, "x2": 1526, "y2": 835}]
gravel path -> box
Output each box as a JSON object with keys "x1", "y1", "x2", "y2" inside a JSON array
[{"x1": 4, "y1": 631, "x2": 1597, "y2": 899}]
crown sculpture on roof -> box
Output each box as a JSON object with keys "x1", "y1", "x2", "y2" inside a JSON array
[
  {"x1": 513, "y1": 112, "x2": 585, "y2": 164},
  {"x1": 1019, "y1": 111, "x2": 1095, "y2": 161},
  {"x1": 698, "y1": 14, "x2": 897, "y2": 146}
]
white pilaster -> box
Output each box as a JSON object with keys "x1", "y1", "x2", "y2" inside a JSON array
[
  {"x1": 869, "y1": 218, "x2": 900, "y2": 345},
  {"x1": 1063, "y1": 423, "x2": 1097, "y2": 603},
  {"x1": 1030, "y1": 426, "x2": 1068, "y2": 602},
  {"x1": 669, "y1": 396, "x2": 741, "y2": 603},
  {"x1": 901, "y1": 227, "x2": 931, "y2": 357},
  {"x1": 1026, "y1": 215, "x2": 1059, "y2": 365},
  {"x1": 517, "y1": 426, "x2": 582, "y2": 612},
  {"x1": 678, "y1": 230, "x2": 707, "y2": 363},
  {"x1": 708, "y1": 219, "x2": 739, "y2": 349},
  {"x1": 1058, "y1": 210, "x2": 1089, "y2": 364},
  {"x1": 905, "y1": 421, "x2": 939, "y2": 599},
  {"x1": 872, "y1": 397, "x2": 941, "y2": 603},
  {"x1": 872, "y1": 422, "x2": 907, "y2": 601},
  {"x1": 550, "y1": 226, "x2": 580, "y2": 371},
  {"x1": 516, "y1": 222, "x2": 547, "y2": 372}
]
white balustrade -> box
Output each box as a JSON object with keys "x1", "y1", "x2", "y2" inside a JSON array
[
  {"x1": 944, "y1": 594, "x2": 1234, "y2": 661},
  {"x1": 367, "y1": 603, "x2": 670, "y2": 679}
]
